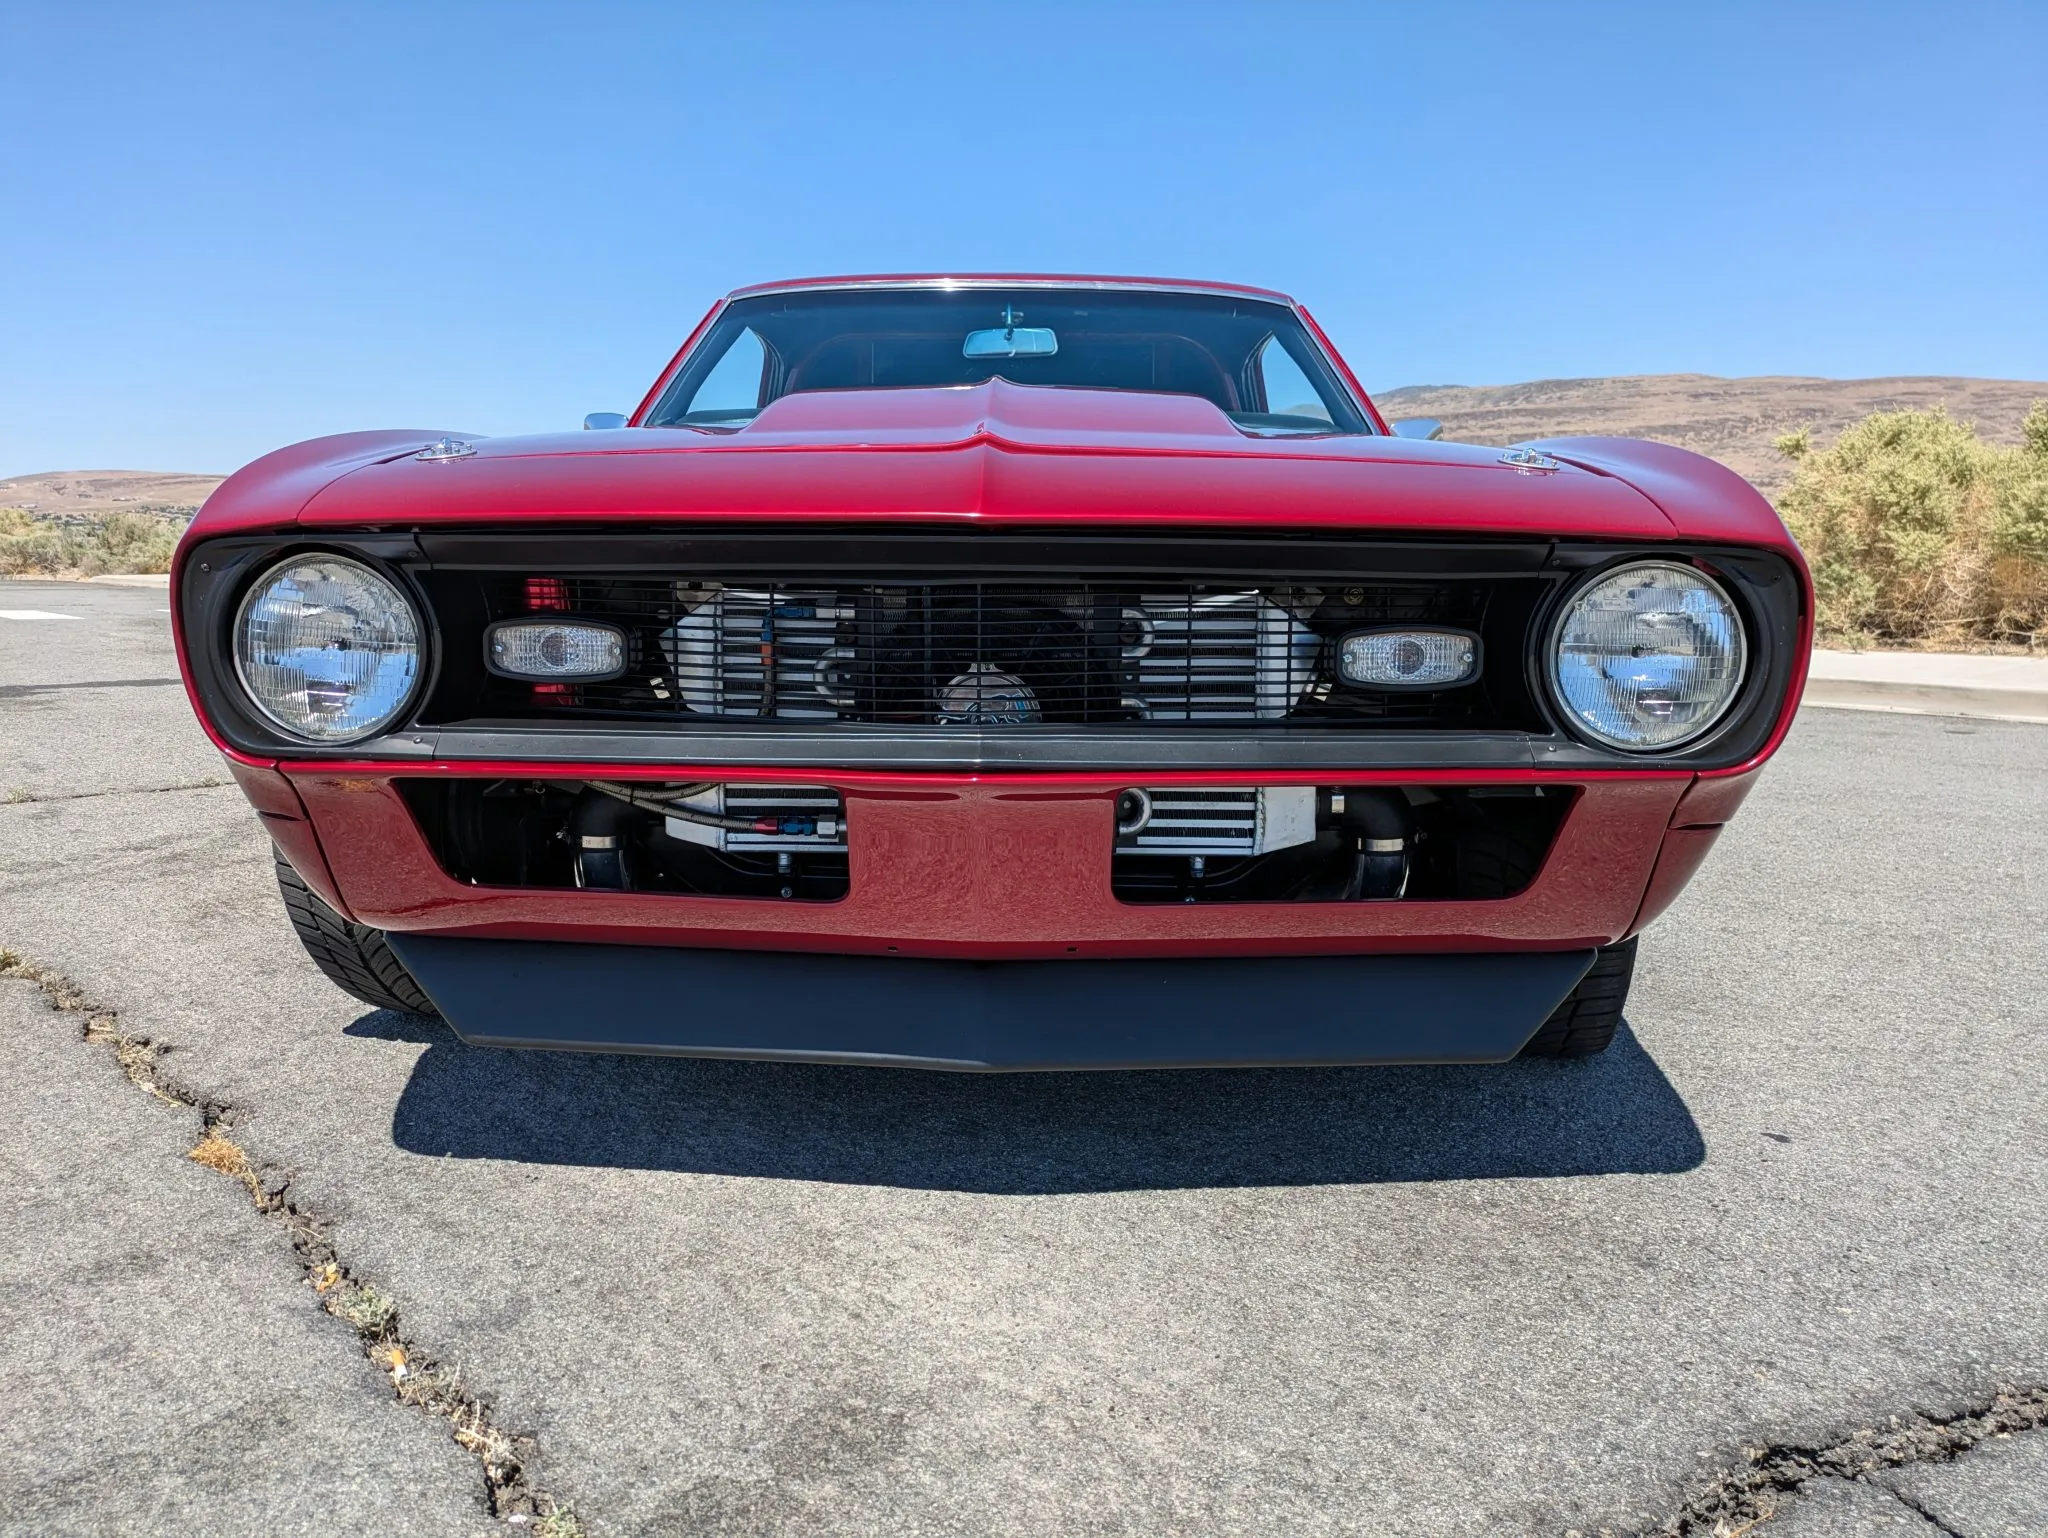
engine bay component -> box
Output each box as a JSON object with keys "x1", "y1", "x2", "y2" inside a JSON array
[
  {"x1": 935, "y1": 665, "x2": 1042, "y2": 725},
  {"x1": 1112, "y1": 786, "x2": 1317, "y2": 857},
  {"x1": 654, "y1": 583, "x2": 1323, "y2": 725},
  {"x1": 1110, "y1": 784, "x2": 1570, "y2": 905},
  {"x1": 1126, "y1": 594, "x2": 1319, "y2": 721},
  {"x1": 1334, "y1": 788, "x2": 1411, "y2": 900},
  {"x1": 397, "y1": 779, "x2": 850, "y2": 900},
  {"x1": 663, "y1": 587, "x2": 851, "y2": 718},
  {"x1": 1114, "y1": 788, "x2": 1153, "y2": 836},
  {"x1": 571, "y1": 786, "x2": 634, "y2": 890},
  {"x1": 485, "y1": 618, "x2": 626, "y2": 681},
  {"x1": 661, "y1": 785, "x2": 846, "y2": 853}
]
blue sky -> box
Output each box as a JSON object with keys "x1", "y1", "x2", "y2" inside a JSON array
[{"x1": 2, "y1": 1, "x2": 2043, "y2": 477}]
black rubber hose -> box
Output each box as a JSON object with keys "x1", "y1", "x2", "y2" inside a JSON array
[
  {"x1": 1340, "y1": 789, "x2": 1410, "y2": 901},
  {"x1": 571, "y1": 790, "x2": 635, "y2": 890}
]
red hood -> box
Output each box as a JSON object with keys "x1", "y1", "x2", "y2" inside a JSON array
[{"x1": 185, "y1": 381, "x2": 1795, "y2": 549}]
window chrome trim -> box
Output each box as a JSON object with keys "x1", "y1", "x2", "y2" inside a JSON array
[{"x1": 726, "y1": 276, "x2": 1296, "y2": 303}]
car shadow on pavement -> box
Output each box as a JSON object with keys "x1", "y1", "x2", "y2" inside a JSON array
[{"x1": 367, "y1": 1016, "x2": 1704, "y2": 1193}]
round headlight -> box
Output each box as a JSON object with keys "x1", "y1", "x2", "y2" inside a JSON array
[
  {"x1": 233, "y1": 555, "x2": 423, "y2": 743},
  {"x1": 1549, "y1": 561, "x2": 1747, "y2": 751}
]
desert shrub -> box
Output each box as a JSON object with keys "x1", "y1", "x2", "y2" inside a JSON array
[
  {"x1": 1778, "y1": 402, "x2": 2048, "y2": 646},
  {"x1": 0, "y1": 508, "x2": 77, "y2": 574},
  {"x1": 0, "y1": 507, "x2": 182, "y2": 576},
  {"x1": 92, "y1": 511, "x2": 180, "y2": 573}
]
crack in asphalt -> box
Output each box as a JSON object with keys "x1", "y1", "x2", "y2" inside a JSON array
[
  {"x1": 3, "y1": 779, "x2": 233, "y2": 804},
  {"x1": 0, "y1": 946, "x2": 586, "y2": 1537},
  {"x1": 1630, "y1": 1384, "x2": 2048, "y2": 1536},
  {"x1": 1887, "y1": 1485, "x2": 1966, "y2": 1537}
]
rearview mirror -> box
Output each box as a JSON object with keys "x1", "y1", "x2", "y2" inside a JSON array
[
  {"x1": 963, "y1": 326, "x2": 1059, "y2": 360},
  {"x1": 1391, "y1": 417, "x2": 1444, "y2": 440},
  {"x1": 583, "y1": 412, "x2": 629, "y2": 431}
]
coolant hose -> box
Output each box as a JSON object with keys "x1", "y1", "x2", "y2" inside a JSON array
[
  {"x1": 1341, "y1": 790, "x2": 1410, "y2": 901},
  {"x1": 572, "y1": 790, "x2": 635, "y2": 890}
]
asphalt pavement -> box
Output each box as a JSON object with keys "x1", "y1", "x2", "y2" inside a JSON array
[{"x1": 2, "y1": 577, "x2": 2043, "y2": 1536}]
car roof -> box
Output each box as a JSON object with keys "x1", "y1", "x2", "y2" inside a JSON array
[{"x1": 724, "y1": 273, "x2": 1299, "y2": 304}]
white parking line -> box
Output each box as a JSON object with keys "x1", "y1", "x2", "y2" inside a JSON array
[{"x1": 0, "y1": 610, "x2": 83, "y2": 621}]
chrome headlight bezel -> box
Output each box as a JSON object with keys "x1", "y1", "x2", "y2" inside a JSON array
[
  {"x1": 1543, "y1": 558, "x2": 1750, "y2": 754},
  {"x1": 231, "y1": 552, "x2": 427, "y2": 745}
]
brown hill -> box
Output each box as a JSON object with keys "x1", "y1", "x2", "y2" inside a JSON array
[
  {"x1": 0, "y1": 469, "x2": 225, "y2": 521},
  {"x1": 1373, "y1": 374, "x2": 2048, "y2": 498}
]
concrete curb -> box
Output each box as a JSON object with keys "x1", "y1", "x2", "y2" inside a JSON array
[{"x1": 1803, "y1": 649, "x2": 2048, "y2": 725}]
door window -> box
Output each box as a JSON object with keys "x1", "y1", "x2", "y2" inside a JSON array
[
  {"x1": 680, "y1": 327, "x2": 770, "y2": 424},
  {"x1": 1253, "y1": 335, "x2": 1334, "y2": 424}
]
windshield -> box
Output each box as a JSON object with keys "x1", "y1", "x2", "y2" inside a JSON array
[{"x1": 646, "y1": 287, "x2": 1372, "y2": 436}]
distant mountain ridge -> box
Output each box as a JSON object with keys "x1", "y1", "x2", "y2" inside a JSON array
[
  {"x1": 0, "y1": 470, "x2": 223, "y2": 521},
  {"x1": 7, "y1": 375, "x2": 2044, "y2": 512},
  {"x1": 1373, "y1": 374, "x2": 2047, "y2": 497}
]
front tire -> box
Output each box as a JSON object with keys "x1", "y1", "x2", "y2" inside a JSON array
[
  {"x1": 273, "y1": 848, "x2": 439, "y2": 1017},
  {"x1": 1519, "y1": 937, "x2": 1635, "y2": 1058}
]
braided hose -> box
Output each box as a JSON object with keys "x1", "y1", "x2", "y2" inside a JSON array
[{"x1": 583, "y1": 780, "x2": 797, "y2": 834}]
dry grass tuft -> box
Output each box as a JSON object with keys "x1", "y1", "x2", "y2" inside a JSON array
[
  {"x1": 187, "y1": 1127, "x2": 251, "y2": 1179},
  {"x1": 187, "y1": 1126, "x2": 262, "y2": 1199},
  {"x1": 0, "y1": 948, "x2": 88, "y2": 1009},
  {"x1": 327, "y1": 1282, "x2": 399, "y2": 1334},
  {"x1": 115, "y1": 1036, "x2": 179, "y2": 1104}
]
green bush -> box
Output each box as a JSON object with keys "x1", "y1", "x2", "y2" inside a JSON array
[
  {"x1": 92, "y1": 512, "x2": 181, "y2": 573},
  {"x1": 1778, "y1": 401, "x2": 2048, "y2": 646},
  {"x1": 0, "y1": 507, "x2": 182, "y2": 577}
]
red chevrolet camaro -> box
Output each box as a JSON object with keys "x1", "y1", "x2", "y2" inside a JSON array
[{"x1": 173, "y1": 276, "x2": 1812, "y2": 1070}]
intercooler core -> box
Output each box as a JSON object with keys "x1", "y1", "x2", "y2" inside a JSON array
[{"x1": 1107, "y1": 784, "x2": 1566, "y2": 904}]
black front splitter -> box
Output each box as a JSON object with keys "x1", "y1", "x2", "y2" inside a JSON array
[{"x1": 384, "y1": 936, "x2": 1596, "y2": 1072}]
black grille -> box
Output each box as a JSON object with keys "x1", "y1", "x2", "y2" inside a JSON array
[{"x1": 438, "y1": 573, "x2": 1532, "y2": 731}]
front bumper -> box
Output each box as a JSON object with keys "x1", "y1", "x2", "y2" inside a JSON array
[
  {"x1": 385, "y1": 935, "x2": 1599, "y2": 1069},
  {"x1": 248, "y1": 762, "x2": 1735, "y2": 960}
]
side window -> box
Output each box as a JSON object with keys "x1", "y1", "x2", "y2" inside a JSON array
[
  {"x1": 1253, "y1": 335, "x2": 1333, "y2": 423},
  {"x1": 682, "y1": 327, "x2": 769, "y2": 422}
]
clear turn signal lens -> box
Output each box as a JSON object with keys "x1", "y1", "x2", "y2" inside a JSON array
[
  {"x1": 233, "y1": 555, "x2": 422, "y2": 743},
  {"x1": 1549, "y1": 561, "x2": 1747, "y2": 751},
  {"x1": 486, "y1": 620, "x2": 625, "y2": 680},
  {"x1": 1338, "y1": 629, "x2": 1479, "y2": 689}
]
